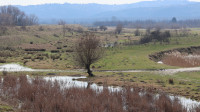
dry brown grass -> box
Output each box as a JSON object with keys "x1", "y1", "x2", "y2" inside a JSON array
[
  {"x1": 162, "y1": 54, "x2": 200, "y2": 67},
  {"x1": 0, "y1": 75, "x2": 198, "y2": 112}
]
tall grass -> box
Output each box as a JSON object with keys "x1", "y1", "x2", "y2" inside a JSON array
[
  {"x1": 162, "y1": 54, "x2": 200, "y2": 67},
  {"x1": 0, "y1": 75, "x2": 198, "y2": 112}
]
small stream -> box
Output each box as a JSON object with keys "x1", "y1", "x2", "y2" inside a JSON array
[{"x1": 0, "y1": 63, "x2": 200, "y2": 110}]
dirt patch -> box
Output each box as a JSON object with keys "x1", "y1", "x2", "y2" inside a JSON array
[{"x1": 149, "y1": 46, "x2": 200, "y2": 67}]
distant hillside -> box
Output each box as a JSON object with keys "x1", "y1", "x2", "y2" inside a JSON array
[{"x1": 16, "y1": 0, "x2": 200, "y2": 24}]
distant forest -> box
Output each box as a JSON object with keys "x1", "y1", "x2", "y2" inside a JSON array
[{"x1": 94, "y1": 19, "x2": 200, "y2": 29}]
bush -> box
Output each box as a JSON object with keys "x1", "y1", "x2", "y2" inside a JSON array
[
  {"x1": 50, "y1": 54, "x2": 60, "y2": 60},
  {"x1": 38, "y1": 26, "x2": 44, "y2": 31},
  {"x1": 169, "y1": 78, "x2": 174, "y2": 85},
  {"x1": 25, "y1": 48, "x2": 46, "y2": 52},
  {"x1": 51, "y1": 50, "x2": 59, "y2": 53},
  {"x1": 35, "y1": 56, "x2": 44, "y2": 60},
  {"x1": 23, "y1": 56, "x2": 32, "y2": 59},
  {"x1": 53, "y1": 34, "x2": 59, "y2": 37},
  {"x1": 34, "y1": 34, "x2": 40, "y2": 38}
]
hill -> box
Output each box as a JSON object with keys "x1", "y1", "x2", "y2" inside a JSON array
[{"x1": 16, "y1": 0, "x2": 200, "y2": 24}]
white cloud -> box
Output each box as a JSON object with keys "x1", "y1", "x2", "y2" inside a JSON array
[
  {"x1": 0, "y1": 0, "x2": 154, "y2": 6},
  {"x1": 189, "y1": 0, "x2": 200, "y2": 1}
]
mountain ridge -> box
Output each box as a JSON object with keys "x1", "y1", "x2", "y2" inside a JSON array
[{"x1": 15, "y1": 0, "x2": 200, "y2": 24}]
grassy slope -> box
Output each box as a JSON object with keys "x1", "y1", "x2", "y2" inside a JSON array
[{"x1": 95, "y1": 36, "x2": 200, "y2": 70}]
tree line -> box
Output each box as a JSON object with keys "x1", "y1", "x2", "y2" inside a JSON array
[
  {"x1": 94, "y1": 18, "x2": 200, "y2": 29},
  {"x1": 0, "y1": 6, "x2": 38, "y2": 26}
]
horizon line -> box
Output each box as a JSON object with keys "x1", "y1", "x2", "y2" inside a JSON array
[{"x1": 1, "y1": 0, "x2": 199, "y2": 6}]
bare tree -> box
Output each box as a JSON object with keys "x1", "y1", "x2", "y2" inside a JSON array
[
  {"x1": 74, "y1": 32, "x2": 104, "y2": 77},
  {"x1": 115, "y1": 24, "x2": 123, "y2": 34},
  {"x1": 0, "y1": 5, "x2": 38, "y2": 26},
  {"x1": 134, "y1": 28, "x2": 140, "y2": 36},
  {"x1": 58, "y1": 19, "x2": 66, "y2": 25},
  {"x1": 58, "y1": 20, "x2": 67, "y2": 37},
  {"x1": 26, "y1": 14, "x2": 38, "y2": 25}
]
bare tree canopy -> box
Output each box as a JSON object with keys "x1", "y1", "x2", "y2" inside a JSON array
[
  {"x1": 0, "y1": 5, "x2": 38, "y2": 26},
  {"x1": 58, "y1": 20, "x2": 66, "y2": 25},
  {"x1": 58, "y1": 20, "x2": 67, "y2": 37},
  {"x1": 74, "y1": 32, "x2": 104, "y2": 77}
]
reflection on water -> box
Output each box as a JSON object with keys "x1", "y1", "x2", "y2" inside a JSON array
[
  {"x1": 0, "y1": 63, "x2": 34, "y2": 72},
  {"x1": 43, "y1": 76, "x2": 121, "y2": 92}
]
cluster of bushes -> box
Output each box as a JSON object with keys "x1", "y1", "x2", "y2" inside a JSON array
[
  {"x1": 0, "y1": 75, "x2": 199, "y2": 112},
  {"x1": 140, "y1": 29, "x2": 171, "y2": 44},
  {"x1": 0, "y1": 51, "x2": 13, "y2": 57}
]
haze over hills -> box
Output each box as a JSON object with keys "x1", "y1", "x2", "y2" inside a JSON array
[{"x1": 16, "y1": 0, "x2": 200, "y2": 24}]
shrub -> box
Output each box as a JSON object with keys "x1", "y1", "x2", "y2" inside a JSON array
[
  {"x1": 169, "y1": 78, "x2": 174, "y2": 85},
  {"x1": 25, "y1": 48, "x2": 46, "y2": 52},
  {"x1": 51, "y1": 50, "x2": 59, "y2": 53},
  {"x1": 50, "y1": 54, "x2": 60, "y2": 60},
  {"x1": 53, "y1": 34, "x2": 59, "y2": 37},
  {"x1": 34, "y1": 34, "x2": 40, "y2": 38},
  {"x1": 23, "y1": 56, "x2": 32, "y2": 59},
  {"x1": 38, "y1": 26, "x2": 44, "y2": 31},
  {"x1": 57, "y1": 47, "x2": 62, "y2": 49},
  {"x1": 35, "y1": 56, "x2": 44, "y2": 60}
]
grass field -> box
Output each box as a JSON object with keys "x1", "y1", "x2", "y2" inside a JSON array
[{"x1": 1, "y1": 25, "x2": 200, "y2": 70}]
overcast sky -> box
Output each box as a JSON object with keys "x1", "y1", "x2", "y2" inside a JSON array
[{"x1": 0, "y1": 0, "x2": 200, "y2": 6}]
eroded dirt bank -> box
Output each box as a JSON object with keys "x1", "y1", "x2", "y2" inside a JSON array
[{"x1": 149, "y1": 46, "x2": 200, "y2": 67}]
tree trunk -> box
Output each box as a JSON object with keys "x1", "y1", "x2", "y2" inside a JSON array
[{"x1": 86, "y1": 65, "x2": 93, "y2": 77}]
